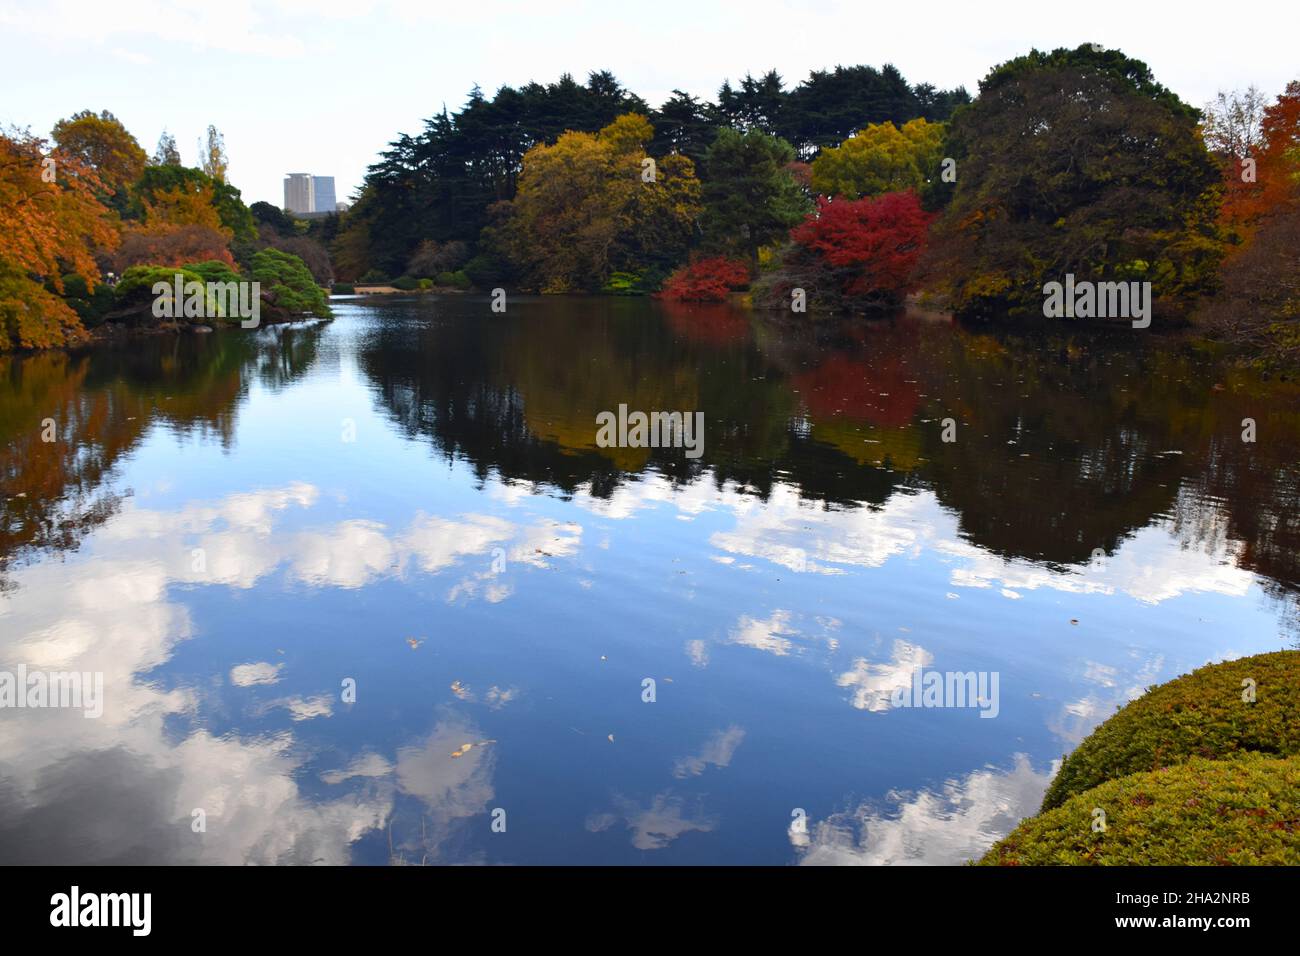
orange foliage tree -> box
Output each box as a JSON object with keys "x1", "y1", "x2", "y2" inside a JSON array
[{"x1": 0, "y1": 128, "x2": 119, "y2": 350}]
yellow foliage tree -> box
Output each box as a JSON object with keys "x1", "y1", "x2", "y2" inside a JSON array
[
  {"x1": 141, "y1": 181, "x2": 229, "y2": 234},
  {"x1": 811, "y1": 118, "x2": 946, "y2": 199},
  {"x1": 498, "y1": 114, "x2": 701, "y2": 291}
]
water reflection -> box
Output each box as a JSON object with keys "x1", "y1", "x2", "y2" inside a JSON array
[{"x1": 1, "y1": 296, "x2": 1297, "y2": 865}]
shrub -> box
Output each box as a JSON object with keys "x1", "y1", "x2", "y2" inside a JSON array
[
  {"x1": 113, "y1": 265, "x2": 217, "y2": 324},
  {"x1": 331, "y1": 283, "x2": 355, "y2": 295},
  {"x1": 603, "y1": 271, "x2": 646, "y2": 295},
  {"x1": 1041, "y1": 651, "x2": 1300, "y2": 811},
  {"x1": 435, "y1": 270, "x2": 471, "y2": 289},
  {"x1": 55, "y1": 273, "x2": 115, "y2": 327},
  {"x1": 249, "y1": 248, "x2": 331, "y2": 317},
  {"x1": 115, "y1": 265, "x2": 206, "y2": 301},
  {"x1": 462, "y1": 253, "x2": 510, "y2": 289},
  {"x1": 658, "y1": 257, "x2": 751, "y2": 302},
  {"x1": 358, "y1": 269, "x2": 387, "y2": 284},
  {"x1": 979, "y1": 754, "x2": 1300, "y2": 865},
  {"x1": 391, "y1": 275, "x2": 419, "y2": 291},
  {"x1": 185, "y1": 260, "x2": 242, "y2": 285}
]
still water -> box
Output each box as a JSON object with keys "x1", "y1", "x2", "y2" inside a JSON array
[{"x1": 1, "y1": 295, "x2": 1297, "y2": 864}]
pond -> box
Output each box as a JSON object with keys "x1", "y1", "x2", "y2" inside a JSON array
[{"x1": 1, "y1": 294, "x2": 1297, "y2": 864}]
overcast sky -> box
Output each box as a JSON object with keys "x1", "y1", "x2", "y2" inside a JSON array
[{"x1": 2, "y1": 0, "x2": 1294, "y2": 207}]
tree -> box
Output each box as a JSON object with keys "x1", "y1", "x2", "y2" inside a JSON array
[
  {"x1": 659, "y1": 256, "x2": 751, "y2": 301},
  {"x1": 716, "y1": 70, "x2": 786, "y2": 135},
  {"x1": 50, "y1": 110, "x2": 146, "y2": 211},
  {"x1": 407, "y1": 239, "x2": 469, "y2": 277},
  {"x1": 250, "y1": 248, "x2": 331, "y2": 317},
  {"x1": 757, "y1": 191, "x2": 931, "y2": 312},
  {"x1": 1203, "y1": 87, "x2": 1268, "y2": 158},
  {"x1": 495, "y1": 114, "x2": 701, "y2": 291},
  {"x1": 133, "y1": 164, "x2": 255, "y2": 240},
  {"x1": 112, "y1": 223, "x2": 236, "y2": 271},
  {"x1": 931, "y1": 44, "x2": 1224, "y2": 318},
  {"x1": 152, "y1": 130, "x2": 181, "y2": 166},
  {"x1": 140, "y1": 181, "x2": 227, "y2": 232},
  {"x1": 780, "y1": 65, "x2": 967, "y2": 158},
  {"x1": 810, "y1": 119, "x2": 946, "y2": 200},
  {"x1": 701, "y1": 128, "x2": 810, "y2": 262},
  {"x1": 249, "y1": 200, "x2": 295, "y2": 236},
  {"x1": 649, "y1": 90, "x2": 719, "y2": 167},
  {"x1": 201, "y1": 124, "x2": 228, "y2": 182},
  {"x1": 0, "y1": 128, "x2": 119, "y2": 349}
]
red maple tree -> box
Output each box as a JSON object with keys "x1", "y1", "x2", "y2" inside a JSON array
[
  {"x1": 658, "y1": 256, "x2": 751, "y2": 302},
  {"x1": 789, "y1": 190, "x2": 933, "y2": 302}
]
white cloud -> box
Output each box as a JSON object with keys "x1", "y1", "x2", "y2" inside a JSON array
[
  {"x1": 795, "y1": 754, "x2": 1056, "y2": 865},
  {"x1": 835, "y1": 640, "x2": 934, "y2": 712}
]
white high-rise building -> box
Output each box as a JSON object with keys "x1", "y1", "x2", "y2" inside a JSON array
[{"x1": 284, "y1": 173, "x2": 314, "y2": 214}]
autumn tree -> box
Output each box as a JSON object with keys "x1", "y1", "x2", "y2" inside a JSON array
[
  {"x1": 810, "y1": 119, "x2": 946, "y2": 201},
  {"x1": 495, "y1": 113, "x2": 701, "y2": 292},
  {"x1": 50, "y1": 110, "x2": 146, "y2": 213},
  {"x1": 111, "y1": 223, "x2": 236, "y2": 272},
  {"x1": 931, "y1": 45, "x2": 1224, "y2": 318},
  {"x1": 756, "y1": 190, "x2": 932, "y2": 312},
  {"x1": 201, "y1": 125, "x2": 228, "y2": 182},
  {"x1": 1198, "y1": 80, "x2": 1300, "y2": 360},
  {"x1": 0, "y1": 129, "x2": 119, "y2": 349},
  {"x1": 1204, "y1": 87, "x2": 1271, "y2": 240},
  {"x1": 658, "y1": 256, "x2": 751, "y2": 302},
  {"x1": 133, "y1": 164, "x2": 255, "y2": 240}
]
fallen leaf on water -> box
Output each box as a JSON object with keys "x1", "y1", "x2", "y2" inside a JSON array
[
  {"x1": 451, "y1": 739, "x2": 496, "y2": 758},
  {"x1": 407, "y1": 638, "x2": 424, "y2": 650},
  {"x1": 450, "y1": 680, "x2": 471, "y2": 700},
  {"x1": 607, "y1": 734, "x2": 615, "y2": 743}
]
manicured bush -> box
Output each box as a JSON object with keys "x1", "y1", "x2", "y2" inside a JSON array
[
  {"x1": 115, "y1": 265, "x2": 206, "y2": 301},
  {"x1": 185, "y1": 260, "x2": 242, "y2": 285},
  {"x1": 331, "y1": 283, "x2": 355, "y2": 295},
  {"x1": 658, "y1": 256, "x2": 750, "y2": 302},
  {"x1": 979, "y1": 754, "x2": 1300, "y2": 865},
  {"x1": 391, "y1": 275, "x2": 419, "y2": 291},
  {"x1": 249, "y1": 248, "x2": 332, "y2": 317},
  {"x1": 1041, "y1": 651, "x2": 1300, "y2": 810}
]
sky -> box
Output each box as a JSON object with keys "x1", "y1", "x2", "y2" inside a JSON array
[{"x1": 1, "y1": 0, "x2": 1295, "y2": 208}]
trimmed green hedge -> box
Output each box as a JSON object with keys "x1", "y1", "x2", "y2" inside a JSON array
[
  {"x1": 979, "y1": 753, "x2": 1300, "y2": 865},
  {"x1": 1041, "y1": 651, "x2": 1300, "y2": 811}
]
